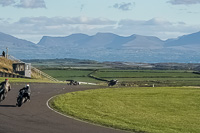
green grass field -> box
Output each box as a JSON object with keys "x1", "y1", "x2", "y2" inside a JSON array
[
  {"x1": 50, "y1": 87, "x2": 200, "y2": 133},
  {"x1": 42, "y1": 69, "x2": 97, "y2": 82},
  {"x1": 43, "y1": 69, "x2": 200, "y2": 86},
  {"x1": 95, "y1": 70, "x2": 200, "y2": 86},
  {"x1": 93, "y1": 70, "x2": 198, "y2": 78}
]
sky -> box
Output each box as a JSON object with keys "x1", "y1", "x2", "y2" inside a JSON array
[{"x1": 0, "y1": 0, "x2": 200, "y2": 43}]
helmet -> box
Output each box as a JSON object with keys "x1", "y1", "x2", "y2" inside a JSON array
[{"x1": 26, "y1": 84, "x2": 30, "y2": 87}]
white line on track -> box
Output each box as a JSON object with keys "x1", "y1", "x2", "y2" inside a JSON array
[
  {"x1": 46, "y1": 95, "x2": 76, "y2": 119},
  {"x1": 46, "y1": 95, "x2": 131, "y2": 133}
]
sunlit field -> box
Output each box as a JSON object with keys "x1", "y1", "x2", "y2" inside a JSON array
[
  {"x1": 43, "y1": 69, "x2": 200, "y2": 86},
  {"x1": 50, "y1": 87, "x2": 200, "y2": 133}
]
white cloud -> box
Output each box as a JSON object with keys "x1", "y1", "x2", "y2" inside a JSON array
[
  {"x1": 0, "y1": 16, "x2": 200, "y2": 43},
  {"x1": 113, "y1": 2, "x2": 134, "y2": 11},
  {"x1": 116, "y1": 18, "x2": 199, "y2": 40},
  {"x1": 15, "y1": 0, "x2": 46, "y2": 8},
  {"x1": 144, "y1": 18, "x2": 172, "y2": 25},
  {"x1": 167, "y1": 0, "x2": 200, "y2": 5},
  {"x1": 0, "y1": 0, "x2": 46, "y2": 8},
  {"x1": 17, "y1": 16, "x2": 116, "y2": 26},
  {"x1": 0, "y1": 0, "x2": 15, "y2": 6},
  {"x1": 0, "y1": 16, "x2": 116, "y2": 43}
]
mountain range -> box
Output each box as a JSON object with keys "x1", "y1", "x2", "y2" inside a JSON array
[
  {"x1": 0, "y1": 31, "x2": 200, "y2": 63},
  {"x1": 38, "y1": 33, "x2": 164, "y2": 49}
]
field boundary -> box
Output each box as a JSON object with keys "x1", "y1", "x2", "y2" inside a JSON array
[{"x1": 88, "y1": 70, "x2": 109, "y2": 82}]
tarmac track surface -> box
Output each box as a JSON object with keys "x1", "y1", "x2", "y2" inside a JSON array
[{"x1": 0, "y1": 83, "x2": 129, "y2": 133}]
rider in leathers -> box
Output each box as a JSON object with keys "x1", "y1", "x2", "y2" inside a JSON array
[
  {"x1": 18, "y1": 84, "x2": 31, "y2": 102},
  {"x1": 0, "y1": 79, "x2": 11, "y2": 100}
]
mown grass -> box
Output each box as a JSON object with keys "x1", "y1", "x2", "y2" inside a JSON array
[{"x1": 50, "y1": 87, "x2": 200, "y2": 133}]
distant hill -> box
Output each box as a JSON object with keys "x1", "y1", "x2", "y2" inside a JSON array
[
  {"x1": 0, "y1": 31, "x2": 200, "y2": 63},
  {"x1": 0, "y1": 32, "x2": 36, "y2": 48},
  {"x1": 38, "y1": 32, "x2": 164, "y2": 49},
  {"x1": 165, "y1": 31, "x2": 200, "y2": 47},
  {"x1": 38, "y1": 33, "x2": 90, "y2": 47},
  {"x1": 0, "y1": 32, "x2": 38, "y2": 59},
  {"x1": 122, "y1": 34, "x2": 164, "y2": 49}
]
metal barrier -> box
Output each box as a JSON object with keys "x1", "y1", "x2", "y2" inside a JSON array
[
  {"x1": 0, "y1": 72, "x2": 24, "y2": 78},
  {"x1": 31, "y1": 67, "x2": 59, "y2": 82}
]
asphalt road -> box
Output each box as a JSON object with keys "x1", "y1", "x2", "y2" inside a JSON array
[{"x1": 0, "y1": 83, "x2": 129, "y2": 133}]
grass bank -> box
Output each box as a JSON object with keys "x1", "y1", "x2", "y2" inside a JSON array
[{"x1": 50, "y1": 87, "x2": 200, "y2": 133}]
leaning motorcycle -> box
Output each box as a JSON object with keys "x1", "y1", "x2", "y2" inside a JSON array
[
  {"x1": 108, "y1": 79, "x2": 118, "y2": 87},
  {"x1": 16, "y1": 90, "x2": 28, "y2": 107},
  {"x1": 0, "y1": 89, "x2": 6, "y2": 103}
]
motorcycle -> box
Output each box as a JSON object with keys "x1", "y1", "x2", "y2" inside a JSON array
[
  {"x1": 0, "y1": 89, "x2": 6, "y2": 103},
  {"x1": 108, "y1": 79, "x2": 118, "y2": 87},
  {"x1": 16, "y1": 90, "x2": 28, "y2": 107}
]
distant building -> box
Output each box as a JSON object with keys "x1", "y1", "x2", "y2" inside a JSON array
[{"x1": 13, "y1": 63, "x2": 31, "y2": 78}]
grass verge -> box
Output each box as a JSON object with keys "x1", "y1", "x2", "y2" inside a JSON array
[
  {"x1": 49, "y1": 87, "x2": 200, "y2": 133},
  {"x1": 0, "y1": 77, "x2": 57, "y2": 83}
]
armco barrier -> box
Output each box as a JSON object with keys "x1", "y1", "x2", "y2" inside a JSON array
[{"x1": 0, "y1": 72, "x2": 25, "y2": 78}]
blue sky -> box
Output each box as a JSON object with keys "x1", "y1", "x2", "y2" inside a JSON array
[{"x1": 0, "y1": 0, "x2": 200, "y2": 43}]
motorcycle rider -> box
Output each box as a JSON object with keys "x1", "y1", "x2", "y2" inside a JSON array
[
  {"x1": 18, "y1": 84, "x2": 31, "y2": 102},
  {"x1": 0, "y1": 79, "x2": 11, "y2": 100},
  {"x1": 108, "y1": 79, "x2": 118, "y2": 86}
]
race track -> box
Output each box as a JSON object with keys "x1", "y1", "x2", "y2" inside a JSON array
[{"x1": 0, "y1": 83, "x2": 129, "y2": 133}]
